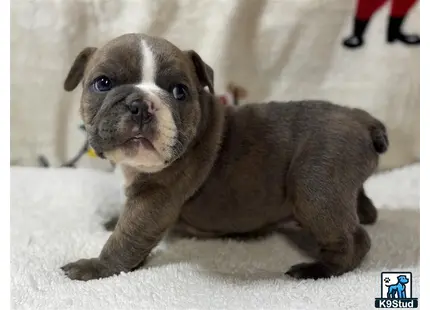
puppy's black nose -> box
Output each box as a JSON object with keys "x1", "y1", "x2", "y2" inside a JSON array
[{"x1": 127, "y1": 99, "x2": 153, "y2": 125}]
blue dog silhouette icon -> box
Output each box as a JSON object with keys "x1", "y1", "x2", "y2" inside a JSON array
[{"x1": 386, "y1": 275, "x2": 409, "y2": 298}]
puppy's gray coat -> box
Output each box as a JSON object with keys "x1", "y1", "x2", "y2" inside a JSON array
[{"x1": 61, "y1": 33, "x2": 388, "y2": 281}]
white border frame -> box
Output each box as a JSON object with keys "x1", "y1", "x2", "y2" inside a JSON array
[
  {"x1": 420, "y1": 0, "x2": 427, "y2": 309},
  {"x1": 4, "y1": 1, "x2": 424, "y2": 309},
  {"x1": 2, "y1": 0, "x2": 10, "y2": 309}
]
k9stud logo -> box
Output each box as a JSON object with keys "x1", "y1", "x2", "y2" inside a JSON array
[{"x1": 375, "y1": 272, "x2": 418, "y2": 308}]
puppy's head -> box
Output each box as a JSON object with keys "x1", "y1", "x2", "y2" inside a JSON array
[{"x1": 64, "y1": 33, "x2": 214, "y2": 173}]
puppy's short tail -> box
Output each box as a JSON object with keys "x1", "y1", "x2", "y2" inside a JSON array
[
  {"x1": 352, "y1": 108, "x2": 389, "y2": 154},
  {"x1": 370, "y1": 124, "x2": 389, "y2": 154}
]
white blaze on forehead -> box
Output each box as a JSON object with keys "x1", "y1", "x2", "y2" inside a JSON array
[
  {"x1": 129, "y1": 38, "x2": 179, "y2": 169},
  {"x1": 140, "y1": 39, "x2": 157, "y2": 85}
]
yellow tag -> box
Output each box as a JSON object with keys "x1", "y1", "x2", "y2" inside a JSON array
[{"x1": 87, "y1": 147, "x2": 97, "y2": 158}]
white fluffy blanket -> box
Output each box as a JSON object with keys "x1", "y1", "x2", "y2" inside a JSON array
[{"x1": 11, "y1": 164, "x2": 420, "y2": 310}]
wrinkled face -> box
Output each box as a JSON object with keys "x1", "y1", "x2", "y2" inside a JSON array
[{"x1": 64, "y1": 34, "x2": 214, "y2": 173}]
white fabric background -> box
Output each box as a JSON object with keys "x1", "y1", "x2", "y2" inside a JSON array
[{"x1": 10, "y1": 0, "x2": 420, "y2": 170}]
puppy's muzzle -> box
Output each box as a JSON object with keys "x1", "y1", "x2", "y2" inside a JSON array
[{"x1": 126, "y1": 98, "x2": 155, "y2": 127}]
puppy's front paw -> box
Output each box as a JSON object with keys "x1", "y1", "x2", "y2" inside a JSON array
[
  {"x1": 61, "y1": 258, "x2": 115, "y2": 281},
  {"x1": 285, "y1": 262, "x2": 332, "y2": 280}
]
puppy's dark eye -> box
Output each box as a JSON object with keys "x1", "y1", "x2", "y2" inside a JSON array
[
  {"x1": 171, "y1": 84, "x2": 188, "y2": 101},
  {"x1": 92, "y1": 76, "x2": 113, "y2": 92}
]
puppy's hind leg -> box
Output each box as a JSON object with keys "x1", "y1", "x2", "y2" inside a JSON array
[
  {"x1": 357, "y1": 187, "x2": 378, "y2": 225},
  {"x1": 103, "y1": 216, "x2": 119, "y2": 231},
  {"x1": 285, "y1": 179, "x2": 371, "y2": 279}
]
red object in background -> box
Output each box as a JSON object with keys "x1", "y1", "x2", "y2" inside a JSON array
[
  {"x1": 390, "y1": 0, "x2": 417, "y2": 17},
  {"x1": 218, "y1": 83, "x2": 248, "y2": 106},
  {"x1": 343, "y1": 0, "x2": 419, "y2": 49},
  {"x1": 219, "y1": 95, "x2": 229, "y2": 105}
]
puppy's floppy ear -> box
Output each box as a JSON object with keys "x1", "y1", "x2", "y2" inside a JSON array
[
  {"x1": 184, "y1": 50, "x2": 214, "y2": 94},
  {"x1": 64, "y1": 47, "x2": 97, "y2": 92}
]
